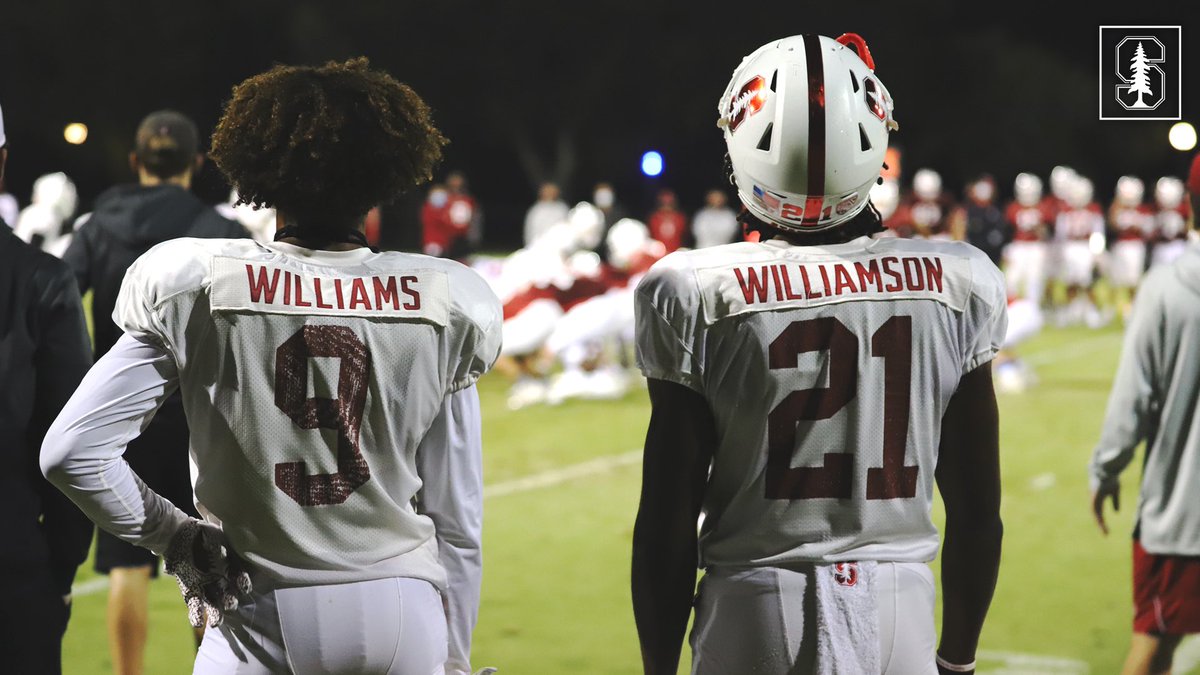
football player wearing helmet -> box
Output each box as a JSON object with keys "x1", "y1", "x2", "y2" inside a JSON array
[
  {"x1": 14, "y1": 172, "x2": 78, "y2": 257},
  {"x1": 543, "y1": 218, "x2": 666, "y2": 404},
  {"x1": 1002, "y1": 173, "x2": 1053, "y2": 303},
  {"x1": 632, "y1": 33, "x2": 1005, "y2": 675},
  {"x1": 1149, "y1": 177, "x2": 1191, "y2": 268},
  {"x1": 41, "y1": 59, "x2": 501, "y2": 675},
  {"x1": 892, "y1": 169, "x2": 962, "y2": 241},
  {"x1": 1107, "y1": 176, "x2": 1155, "y2": 320},
  {"x1": 1053, "y1": 175, "x2": 1107, "y2": 327}
]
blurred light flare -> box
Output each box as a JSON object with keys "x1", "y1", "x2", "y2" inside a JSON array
[
  {"x1": 641, "y1": 151, "x2": 663, "y2": 177},
  {"x1": 1169, "y1": 122, "x2": 1197, "y2": 151},
  {"x1": 63, "y1": 123, "x2": 88, "y2": 145}
]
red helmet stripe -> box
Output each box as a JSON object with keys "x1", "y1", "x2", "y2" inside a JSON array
[{"x1": 803, "y1": 34, "x2": 827, "y2": 226}]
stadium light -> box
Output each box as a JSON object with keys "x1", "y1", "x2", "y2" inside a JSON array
[
  {"x1": 63, "y1": 122, "x2": 88, "y2": 145},
  {"x1": 1169, "y1": 122, "x2": 1197, "y2": 152},
  {"x1": 641, "y1": 151, "x2": 663, "y2": 177}
]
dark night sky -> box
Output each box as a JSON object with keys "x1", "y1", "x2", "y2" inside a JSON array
[{"x1": 0, "y1": 0, "x2": 1195, "y2": 249}]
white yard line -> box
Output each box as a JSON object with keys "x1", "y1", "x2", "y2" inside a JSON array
[
  {"x1": 75, "y1": 449, "x2": 645, "y2": 597},
  {"x1": 483, "y1": 450, "x2": 642, "y2": 499},
  {"x1": 1022, "y1": 333, "x2": 1121, "y2": 367},
  {"x1": 976, "y1": 649, "x2": 1089, "y2": 674}
]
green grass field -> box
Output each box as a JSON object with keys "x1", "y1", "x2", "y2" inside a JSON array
[{"x1": 59, "y1": 323, "x2": 1182, "y2": 674}]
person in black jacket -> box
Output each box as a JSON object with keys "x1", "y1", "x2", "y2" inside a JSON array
[
  {"x1": 0, "y1": 101, "x2": 95, "y2": 674},
  {"x1": 61, "y1": 109, "x2": 246, "y2": 675}
]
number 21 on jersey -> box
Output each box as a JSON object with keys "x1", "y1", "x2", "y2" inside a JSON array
[{"x1": 766, "y1": 316, "x2": 917, "y2": 501}]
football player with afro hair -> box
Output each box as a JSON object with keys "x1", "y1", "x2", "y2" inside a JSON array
[
  {"x1": 210, "y1": 57, "x2": 447, "y2": 246},
  {"x1": 42, "y1": 58, "x2": 502, "y2": 675}
]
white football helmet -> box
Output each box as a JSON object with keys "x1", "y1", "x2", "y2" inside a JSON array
[
  {"x1": 912, "y1": 169, "x2": 941, "y2": 201},
  {"x1": 1155, "y1": 176, "x2": 1185, "y2": 209},
  {"x1": 1114, "y1": 176, "x2": 1144, "y2": 206},
  {"x1": 1067, "y1": 176, "x2": 1094, "y2": 209},
  {"x1": 566, "y1": 201, "x2": 605, "y2": 250},
  {"x1": 1050, "y1": 165, "x2": 1077, "y2": 200},
  {"x1": 606, "y1": 218, "x2": 651, "y2": 270},
  {"x1": 869, "y1": 179, "x2": 900, "y2": 221},
  {"x1": 719, "y1": 33, "x2": 897, "y2": 233},
  {"x1": 31, "y1": 172, "x2": 78, "y2": 222},
  {"x1": 1013, "y1": 173, "x2": 1043, "y2": 207}
]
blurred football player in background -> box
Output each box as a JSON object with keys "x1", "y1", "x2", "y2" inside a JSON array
[
  {"x1": 1003, "y1": 172, "x2": 1052, "y2": 304},
  {"x1": 491, "y1": 203, "x2": 609, "y2": 409},
  {"x1": 893, "y1": 168, "x2": 962, "y2": 240},
  {"x1": 1107, "y1": 176, "x2": 1154, "y2": 320},
  {"x1": 870, "y1": 177, "x2": 902, "y2": 236},
  {"x1": 0, "y1": 99, "x2": 94, "y2": 675},
  {"x1": 42, "y1": 58, "x2": 501, "y2": 675},
  {"x1": 14, "y1": 172, "x2": 78, "y2": 257},
  {"x1": 632, "y1": 33, "x2": 1005, "y2": 675},
  {"x1": 1150, "y1": 176, "x2": 1190, "y2": 268},
  {"x1": 62, "y1": 109, "x2": 247, "y2": 675},
  {"x1": 690, "y1": 188, "x2": 739, "y2": 248},
  {"x1": 1048, "y1": 165, "x2": 1078, "y2": 218},
  {"x1": 1089, "y1": 153, "x2": 1200, "y2": 675},
  {"x1": 543, "y1": 218, "x2": 665, "y2": 404},
  {"x1": 1054, "y1": 174, "x2": 1107, "y2": 327}
]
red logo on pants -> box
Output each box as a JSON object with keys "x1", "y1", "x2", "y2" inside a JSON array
[{"x1": 833, "y1": 562, "x2": 859, "y2": 587}]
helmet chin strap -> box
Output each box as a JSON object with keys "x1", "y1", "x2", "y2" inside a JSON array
[{"x1": 274, "y1": 224, "x2": 370, "y2": 249}]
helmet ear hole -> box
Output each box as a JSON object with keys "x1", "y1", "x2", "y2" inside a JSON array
[
  {"x1": 859, "y1": 123, "x2": 871, "y2": 152},
  {"x1": 757, "y1": 123, "x2": 774, "y2": 152}
]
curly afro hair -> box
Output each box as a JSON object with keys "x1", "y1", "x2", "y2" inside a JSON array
[{"x1": 210, "y1": 57, "x2": 447, "y2": 234}]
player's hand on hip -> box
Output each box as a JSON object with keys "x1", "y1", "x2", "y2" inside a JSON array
[
  {"x1": 1091, "y1": 481, "x2": 1120, "y2": 536},
  {"x1": 163, "y1": 519, "x2": 253, "y2": 628}
]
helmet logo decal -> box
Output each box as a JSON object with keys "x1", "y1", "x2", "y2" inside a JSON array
[
  {"x1": 726, "y1": 75, "x2": 766, "y2": 133},
  {"x1": 864, "y1": 77, "x2": 893, "y2": 125}
]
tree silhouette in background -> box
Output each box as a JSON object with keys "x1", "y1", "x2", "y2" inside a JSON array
[{"x1": 1129, "y1": 42, "x2": 1153, "y2": 108}]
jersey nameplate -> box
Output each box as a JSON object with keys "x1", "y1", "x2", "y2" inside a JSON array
[
  {"x1": 696, "y1": 253, "x2": 971, "y2": 322},
  {"x1": 210, "y1": 257, "x2": 450, "y2": 325}
]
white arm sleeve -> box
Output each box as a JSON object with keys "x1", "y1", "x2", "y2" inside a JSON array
[
  {"x1": 416, "y1": 386, "x2": 484, "y2": 675},
  {"x1": 40, "y1": 332, "x2": 193, "y2": 555}
]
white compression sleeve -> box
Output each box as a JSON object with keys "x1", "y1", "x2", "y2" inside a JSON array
[
  {"x1": 415, "y1": 386, "x2": 484, "y2": 675},
  {"x1": 40, "y1": 332, "x2": 193, "y2": 555}
]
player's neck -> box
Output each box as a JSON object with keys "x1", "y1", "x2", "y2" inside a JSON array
[{"x1": 274, "y1": 213, "x2": 367, "y2": 251}]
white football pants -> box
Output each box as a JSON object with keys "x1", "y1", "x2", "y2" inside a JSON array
[
  {"x1": 193, "y1": 576, "x2": 448, "y2": 675},
  {"x1": 1002, "y1": 241, "x2": 1046, "y2": 302},
  {"x1": 690, "y1": 562, "x2": 937, "y2": 675}
]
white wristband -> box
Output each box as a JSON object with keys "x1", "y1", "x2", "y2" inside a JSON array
[{"x1": 936, "y1": 654, "x2": 976, "y2": 672}]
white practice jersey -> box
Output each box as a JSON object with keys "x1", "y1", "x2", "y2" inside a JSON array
[
  {"x1": 635, "y1": 236, "x2": 1007, "y2": 567},
  {"x1": 114, "y1": 238, "x2": 502, "y2": 587}
]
